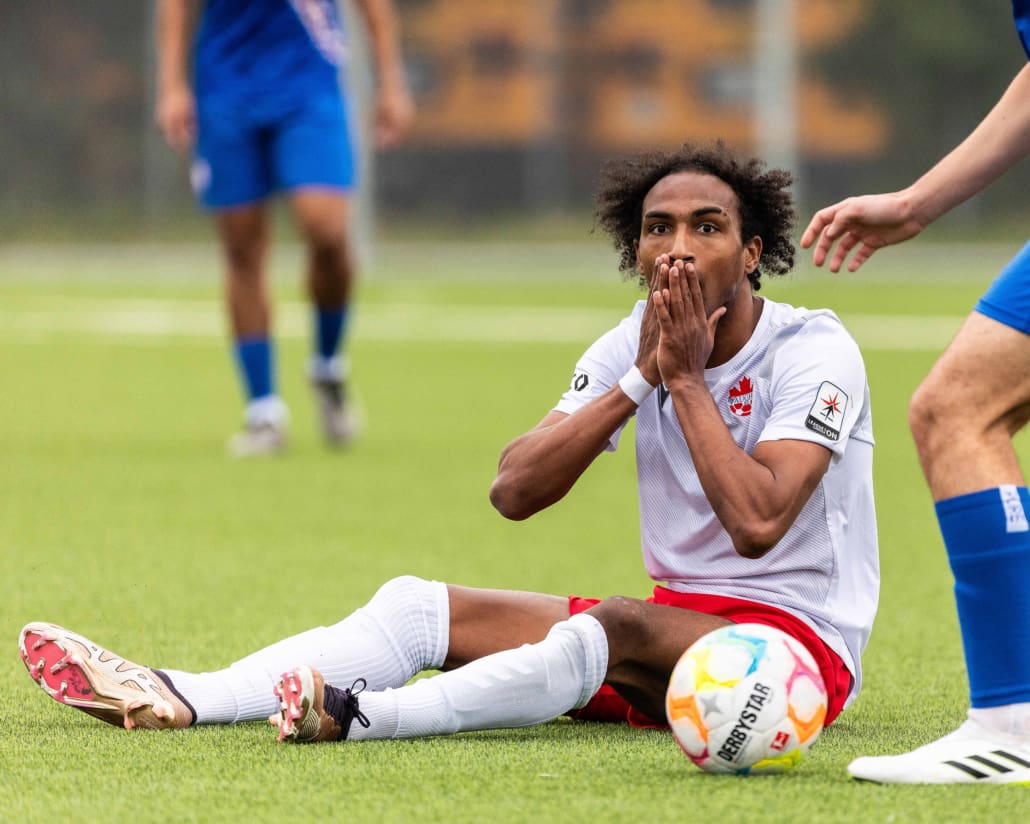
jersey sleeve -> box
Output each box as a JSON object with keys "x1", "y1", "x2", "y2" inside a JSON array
[
  {"x1": 757, "y1": 313, "x2": 868, "y2": 460},
  {"x1": 553, "y1": 301, "x2": 643, "y2": 451},
  {"x1": 1015, "y1": 0, "x2": 1030, "y2": 60}
]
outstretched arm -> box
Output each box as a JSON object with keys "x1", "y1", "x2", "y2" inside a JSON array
[
  {"x1": 802, "y1": 62, "x2": 1030, "y2": 272},
  {"x1": 351, "y1": 0, "x2": 415, "y2": 149},
  {"x1": 653, "y1": 263, "x2": 831, "y2": 558}
]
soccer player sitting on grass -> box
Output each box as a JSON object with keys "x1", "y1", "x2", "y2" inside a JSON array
[{"x1": 19, "y1": 143, "x2": 879, "y2": 746}]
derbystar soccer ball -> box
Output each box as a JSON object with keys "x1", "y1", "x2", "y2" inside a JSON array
[{"x1": 665, "y1": 623, "x2": 828, "y2": 775}]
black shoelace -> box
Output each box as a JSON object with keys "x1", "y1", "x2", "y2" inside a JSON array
[{"x1": 324, "y1": 677, "x2": 371, "y2": 740}]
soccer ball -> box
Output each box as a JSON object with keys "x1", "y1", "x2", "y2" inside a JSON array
[{"x1": 665, "y1": 623, "x2": 828, "y2": 775}]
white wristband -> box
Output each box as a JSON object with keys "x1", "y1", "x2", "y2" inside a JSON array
[{"x1": 618, "y1": 365, "x2": 657, "y2": 406}]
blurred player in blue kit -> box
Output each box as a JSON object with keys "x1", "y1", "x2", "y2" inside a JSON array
[
  {"x1": 802, "y1": 0, "x2": 1030, "y2": 785},
  {"x1": 155, "y1": 0, "x2": 413, "y2": 456}
]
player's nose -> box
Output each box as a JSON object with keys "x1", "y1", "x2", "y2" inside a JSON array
[
  {"x1": 666, "y1": 248, "x2": 695, "y2": 268},
  {"x1": 667, "y1": 227, "x2": 695, "y2": 262}
]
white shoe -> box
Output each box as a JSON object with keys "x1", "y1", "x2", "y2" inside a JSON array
[
  {"x1": 848, "y1": 718, "x2": 1030, "y2": 784},
  {"x1": 228, "y1": 397, "x2": 288, "y2": 458},
  {"x1": 227, "y1": 420, "x2": 287, "y2": 458},
  {"x1": 311, "y1": 377, "x2": 362, "y2": 447}
]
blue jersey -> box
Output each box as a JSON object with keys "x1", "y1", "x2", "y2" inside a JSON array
[
  {"x1": 195, "y1": 0, "x2": 346, "y2": 100},
  {"x1": 1015, "y1": 0, "x2": 1030, "y2": 59}
]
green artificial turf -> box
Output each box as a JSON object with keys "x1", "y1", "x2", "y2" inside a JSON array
[{"x1": 1, "y1": 240, "x2": 1027, "y2": 822}]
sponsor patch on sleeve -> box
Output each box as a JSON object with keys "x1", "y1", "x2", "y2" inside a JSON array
[
  {"x1": 805, "y1": 381, "x2": 848, "y2": 441},
  {"x1": 570, "y1": 371, "x2": 590, "y2": 393}
]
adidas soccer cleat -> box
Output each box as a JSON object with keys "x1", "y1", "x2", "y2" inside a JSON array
[
  {"x1": 311, "y1": 377, "x2": 362, "y2": 447},
  {"x1": 18, "y1": 622, "x2": 194, "y2": 730},
  {"x1": 847, "y1": 718, "x2": 1030, "y2": 784},
  {"x1": 271, "y1": 665, "x2": 370, "y2": 743}
]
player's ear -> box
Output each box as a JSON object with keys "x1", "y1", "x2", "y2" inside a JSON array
[
  {"x1": 633, "y1": 238, "x2": 643, "y2": 276},
  {"x1": 744, "y1": 236, "x2": 762, "y2": 275}
]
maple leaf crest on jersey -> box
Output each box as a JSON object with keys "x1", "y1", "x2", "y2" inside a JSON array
[{"x1": 728, "y1": 377, "x2": 753, "y2": 417}]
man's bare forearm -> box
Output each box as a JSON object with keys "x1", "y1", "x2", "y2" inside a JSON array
[
  {"x1": 490, "y1": 388, "x2": 638, "y2": 521},
  {"x1": 351, "y1": 0, "x2": 407, "y2": 89},
  {"x1": 155, "y1": 0, "x2": 198, "y2": 94}
]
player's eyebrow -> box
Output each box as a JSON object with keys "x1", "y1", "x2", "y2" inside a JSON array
[
  {"x1": 643, "y1": 206, "x2": 729, "y2": 220},
  {"x1": 692, "y1": 206, "x2": 729, "y2": 219}
]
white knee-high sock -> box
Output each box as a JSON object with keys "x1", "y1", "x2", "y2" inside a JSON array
[
  {"x1": 162, "y1": 576, "x2": 449, "y2": 724},
  {"x1": 348, "y1": 613, "x2": 608, "y2": 740}
]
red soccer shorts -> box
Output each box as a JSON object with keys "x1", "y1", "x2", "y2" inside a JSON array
[{"x1": 567, "y1": 585, "x2": 852, "y2": 728}]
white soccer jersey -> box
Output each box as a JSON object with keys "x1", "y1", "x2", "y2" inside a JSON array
[{"x1": 555, "y1": 297, "x2": 878, "y2": 703}]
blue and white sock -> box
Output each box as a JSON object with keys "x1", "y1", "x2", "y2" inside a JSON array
[
  {"x1": 314, "y1": 306, "x2": 348, "y2": 367},
  {"x1": 937, "y1": 486, "x2": 1030, "y2": 715},
  {"x1": 234, "y1": 336, "x2": 275, "y2": 401}
]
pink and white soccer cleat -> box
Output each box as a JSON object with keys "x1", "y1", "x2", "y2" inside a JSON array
[
  {"x1": 271, "y1": 665, "x2": 369, "y2": 743},
  {"x1": 19, "y1": 622, "x2": 194, "y2": 731}
]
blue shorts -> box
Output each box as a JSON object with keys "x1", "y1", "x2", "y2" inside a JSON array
[
  {"x1": 976, "y1": 239, "x2": 1030, "y2": 334},
  {"x1": 193, "y1": 91, "x2": 356, "y2": 209}
]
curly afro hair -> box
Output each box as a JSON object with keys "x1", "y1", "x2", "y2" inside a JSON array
[{"x1": 594, "y1": 141, "x2": 796, "y2": 291}]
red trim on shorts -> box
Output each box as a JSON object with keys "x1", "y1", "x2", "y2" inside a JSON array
[{"x1": 567, "y1": 586, "x2": 852, "y2": 729}]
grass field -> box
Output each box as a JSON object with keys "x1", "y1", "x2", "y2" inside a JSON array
[{"x1": 2, "y1": 239, "x2": 1027, "y2": 822}]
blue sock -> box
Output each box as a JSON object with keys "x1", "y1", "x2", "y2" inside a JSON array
[
  {"x1": 234, "y1": 336, "x2": 275, "y2": 401},
  {"x1": 315, "y1": 306, "x2": 348, "y2": 362},
  {"x1": 937, "y1": 486, "x2": 1030, "y2": 707}
]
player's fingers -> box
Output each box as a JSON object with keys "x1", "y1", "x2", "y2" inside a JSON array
[
  {"x1": 827, "y1": 231, "x2": 862, "y2": 274},
  {"x1": 666, "y1": 266, "x2": 687, "y2": 318},
  {"x1": 644, "y1": 265, "x2": 668, "y2": 322},
  {"x1": 177, "y1": 127, "x2": 194, "y2": 152},
  {"x1": 810, "y1": 225, "x2": 843, "y2": 268},
  {"x1": 810, "y1": 209, "x2": 859, "y2": 267},
  {"x1": 707, "y1": 306, "x2": 728, "y2": 336},
  {"x1": 162, "y1": 123, "x2": 185, "y2": 152},
  {"x1": 375, "y1": 109, "x2": 396, "y2": 148},
  {"x1": 158, "y1": 109, "x2": 194, "y2": 153},
  {"x1": 176, "y1": 116, "x2": 196, "y2": 151},
  {"x1": 377, "y1": 99, "x2": 415, "y2": 149},
  {"x1": 652, "y1": 257, "x2": 670, "y2": 293},
  {"x1": 681, "y1": 263, "x2": 705, "y2": 318},
  {"x1": 799, "y1": 219, "x2": 824, "y2": 251},
  {"x1": 800, "y1": 204, "x2": 840, "y2": 250},
  {"x1": 846, "y1": 243, "x2": 879, "y2": 272},
  {"x1": 652, "y1": 289, "x2": 672, "y2": 329},
  {"x1": 662, "y1": 259, "x2": 674, "y2": 291}
]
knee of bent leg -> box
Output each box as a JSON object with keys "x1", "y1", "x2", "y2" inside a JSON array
[
  {"x1": 362, "y1": 575, "x2": 437, "y2": 621},
  {"x1": 370, "y1": 575, "x2": 431, "y2": 604},
  {"x1": 587, "y1": 596, "x2": 649, "y2": 640},
  {"x1": 908, "y1": 376, "x2": 952, "y2": 457}
]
